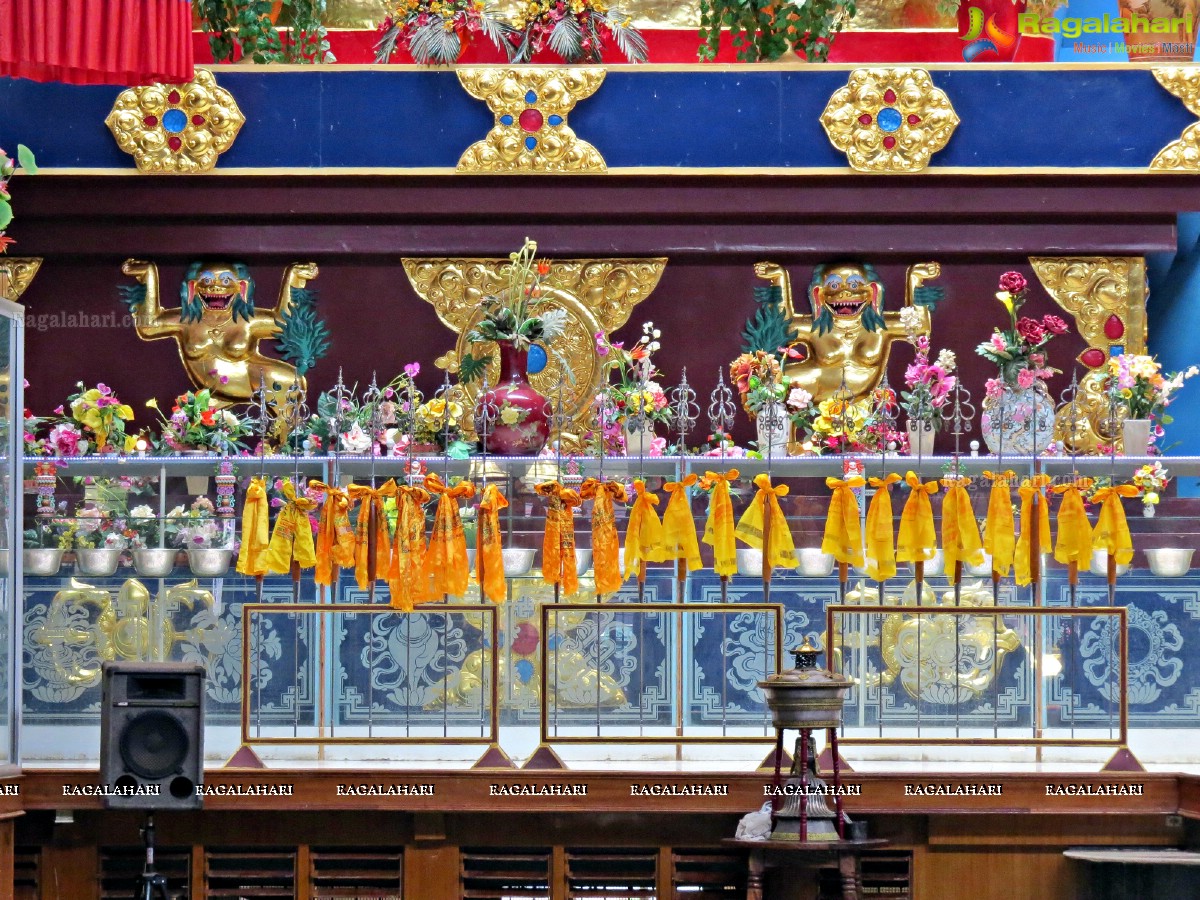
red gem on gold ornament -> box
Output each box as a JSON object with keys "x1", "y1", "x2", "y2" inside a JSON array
[
  {"x1": 143, "y1": 115, "x2": 158, "y2": 127},
  {"x1": 168, "y1": 136, "x2": 182, "y2": 152},
  {"x1": 908, "y1": 114, "x2": 921, "y2": 125},
  {"x1": 519, "y1": 109, "x2": 544, "y2": 132},
  {"x1": 168, "y1": 90, "x2": 181, "y2": 104},
  {"x1": 883, "y1": 136, "x2": 897, "y2": 149},
  {"x1": 858, "y1": 113, "x2": 872, "y2": 125},
  {"x1": 1080, "y1": 348, "x2": 1106, "y2": 369},
  {"x1": 192, "y1": 114, "x2": 205, "y2": 127},
  {"x1": 1104, "y1": 314, "x2": 1125, "y2": 340},
  {"x1": 884, "y1": 89, "x2": 897, "y2": 104}
]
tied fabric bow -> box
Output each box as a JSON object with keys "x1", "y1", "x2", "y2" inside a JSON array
[
  {"x1": 309, "y1": 481, "x2": 355, "y2": 588},
  {"x1": 348, "y1": 479, "x2": 398, "y2": 591},
  {"x1": 663, "y1": 473, "x2": 702, "y2": 572},
  {"x1": 580, "y1": 478, "x2": 627, "y2": 596},
  {"x1": 822, "y1": 475, "x2": 866, "y2": 569},
  {"x1": 737, "y1": 473, "x2": 798, "y2": 570},
  {"x1": 537, "y1": 481, "x2": 582, "y2": 597},
  {"x1": 423, "y1": 474, "x2": 476, "y2": 599},
  {"x1": 896, "y1": 472, "x2": 939, "y2": 563},
  {"x1": 1092, "y1": 483, "x2": 1138, "y2": 566},
  {"x1": 983, "y1": 471, "x2": 1016, "y2": 577},
  {"x1": 236, "y1": 476, "x2": 270, "y2": 577},
  {"x1": 387, "y1": 483, "x2": 430, "y2": 611},
  {"x1": 941, "y1": 476, "x2": 984, "y2": 576},
  {"x1": 624, "y1": 479, "x2": 668, "y2": 579},
  {"x1": 701, "y1": 469, "x2": 739, "y2": 578},
  {"x1": 864, "y1": 474, "x2": 900, "y2": 581},
  {"x1": 262, "y1": 478, "x2": 317, "y2": 574},
  {"x1": 476, "y1": 484, "x2": 509, "y2": 605},
  {"x1": 1052, "y1": 478, "x2": 1094, "y2": 569},
  {"x1": 1015, "y1": 474, "x2": 1052, "y2": 586}
]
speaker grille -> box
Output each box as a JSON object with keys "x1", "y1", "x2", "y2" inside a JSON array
[{"x1": 118, "y1": 710, "x2": 189, "y2": 780}]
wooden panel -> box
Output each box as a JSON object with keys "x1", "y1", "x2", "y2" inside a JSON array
[
  {"x1": 927, "y1": 815, "x2": 1181, "y2": 848},
  {"x1": 914, "y1": 848, "x2": 1078, "y2": 900},
  {"x1": 1178, "y1": 774, "x2": 1200, "y2": 819},
  {"x1": 405, "y1": 844, "x2": 459, "y2": 900},
  {"x1": 38, "y1": 842, "x2": 97, "y2": 900}
]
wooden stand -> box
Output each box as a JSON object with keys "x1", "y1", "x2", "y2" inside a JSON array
[{"x1": 725, "y1": 838, "x2": 889, "y2": 900}]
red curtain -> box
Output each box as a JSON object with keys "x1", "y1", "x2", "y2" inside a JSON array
[{"x1": 0, "y1": 0, "x2": 194, "y2": 85}]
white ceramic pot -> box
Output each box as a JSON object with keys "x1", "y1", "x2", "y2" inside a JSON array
[
  {"x1": 906, "y1": 420, "x2": 936, "y2": 457},
  {"x1": 24, "y1": 548, "x2": 64, "y2": 577},
  {"x1": 133, "y1": 548, "x2": 177, "y2": 578},
  {"x1": 795, "y1": 548, "x2": 835, "y2": 577},
  {"x1": 187, "y1": 548, "x2": 232, "y2": 577},
  {"x1": 1146, "y1": 548, "x2": 1193, "y2": 577},
  {"x1": 502, "y1": 548, "x2": 536, "y2": 576},
  {"x1": 965, "y1": 551, "x2": 993, "y2": 577},
  {"x1": 906, "y1": 549, "x2": 945, "y2": 577},
  {"x1": 574, "y1": 549, "x2": 593, "y2": 576},
  {"x1": 1122, "y1": 418, "x2": 1151, "y2": 456},
  {"x1": 755, "y1": 400, "x2": 790, "y2": 458},
  {"x1": 736, "y1": 548, "x2": 765, "y2": 577},
  {"x1": 623, "y1": 423, "x2": 655, "y2": 457}
]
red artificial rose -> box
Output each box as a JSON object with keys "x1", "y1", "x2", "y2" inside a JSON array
[
  {"x1": 200, "y1": 409, "x2": 215, "y2": 426},
  {"x1": 1016, "y1": 317, "x2": 1045, "y2": 344},
  {"x1": 998, "y1": 271, "x2": 1027, "y2": 294},
  {"x1": 1042, "y1": 314, "x2": 1068, "y2": 335}
]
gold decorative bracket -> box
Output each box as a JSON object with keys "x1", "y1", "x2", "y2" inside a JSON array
[
  {"x1": 1031, "y1": 256, "x2": 1147, "y2": 454},
  {"x1": 402, "y1": 255, "x2": 666, "y2": 448},
  {"x1": 0, "y1": 257, "x2": 41, "y2": 302},
  {"x1": 105, "y1": 68, "x2": 245, "y2": 174},
  {"x1": 456, "y1": 68, "x2": 607, "y2": 174},
  {"x1": 1151, "y1": 67, "x2": 1200, "y2": 170},
  {"x1": 820, "y1": 68, "x2": 959, "y2": 173}
]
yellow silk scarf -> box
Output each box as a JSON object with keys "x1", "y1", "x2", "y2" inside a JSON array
[
  {"x1": 580, "y1": 478, "x2": 627, "y2": 595},
  {"x1": 386, "y1": 484, "x2": 430, "y2": 611},
  {"x1": 348, "y1": 479, "x2": 398, "y2": 590},
  {"x1": 624, "y1": 479, "x2": 668, "y2": 579},
  {"x1": 864, "y1": 473, "x2": 899, "y2": 581},
  {"x1": 263, "y1": 478, "x2": 317, "y2": 574},
  {"x1": 1093, "y1": 483, "x2": 1138, "y2": 566},
  {"x1": 896, "y1": 472, "x2": 939, "y2": 563},
  {"x1": 423, "y1": 473, "x2": 476, "y2": 599},
  {"x1": 476, "y1": 484, "x2": 509, "y2": 605},
  {"x1": 1014, "y1": 474, "x2": 1052, "y2": 586},
  {"x1": 940, "y1": 476, "x2": 984, "y2": 575},
  {"x1": 537, "y1": 481, "x2": 582, "y2": 597},
  {"x1": 236, "y1": 476, "x2": 270, "y2": 577},
  {"x1": 1052, "y1": 478, "x2": 1094, "y2": 569},
  {"x1": 737, "y1": 473, "x2": 798, "y2": 570},
  {"x1": 309, "y1": 481, "x2": 355, "y2": 588},
  {"x1": 821, "y1": 475, "x2": 866, "y2": 569},
  {"x1": 663, "y1": 473, "x2": 702, "y2": 572},
  {"x1": 701, "y1": 469, "x2": 739, "y2": 578},
  {"x1": 983, "y1": 470, "x2": 1016, "y2": 577}
]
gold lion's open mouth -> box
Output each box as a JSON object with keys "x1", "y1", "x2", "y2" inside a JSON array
[
  {"x1": 199, "y1": 291, "x2": 233, "y2": 310},
  {"x1": 829, "y1": 298, "x2": 867, "y2": 316}
]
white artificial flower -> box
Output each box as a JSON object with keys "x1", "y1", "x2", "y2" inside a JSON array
[
  {"x1": 341, "y1": 422, "x2": 373, "y2": 453},
  {"x1": 787, "y1": 387, "x2": 813, "y2": 410},
  {"x1": 130, "y1": 505, "x2": 155, "y2": 520},
  {"x1": 936, "y1": 348, "x2": 957, "y2": 373},
  {"x1": 899, "y1": 306, "x2": 923, "y2": 336},
  {"x1": 652, "y1": 329, "x2": 661, "y2": 339},
  {"x1": 538, "y1": 308, "x2": 568, "y2": 341}
]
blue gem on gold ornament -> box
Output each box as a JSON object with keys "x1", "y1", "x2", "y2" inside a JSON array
[
  {"x1": 877, "y1": 107, "x2": 902, "y2": 133},
  {"x1": 528, "y1": 343, "x2": 548, "y2": 375}
]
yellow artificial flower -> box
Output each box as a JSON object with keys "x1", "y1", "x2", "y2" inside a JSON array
[
  {"x1": 124, "y1": 434, "x2": 140, "y2": 453},
  {"x1": 146, "y1": 398, "x2": 159, "y2": 410}
]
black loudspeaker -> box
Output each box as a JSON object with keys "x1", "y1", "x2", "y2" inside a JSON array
[{"x1": 100, "y1": 661, "x2": 204, "y2": 810}]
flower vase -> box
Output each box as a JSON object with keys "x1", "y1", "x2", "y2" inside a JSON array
[
  {"x1": 1143, "y1": 503, "x2": 1156, "y2": 518},
  {"x1": 624, "y1": 423, "x2": 656, "y2": 457},
  {"x1": 905, "y1": 420, "x2": 936, "y2": 457},
  {"x1": 980, "y1": 382, "x2": 1055, "y2": 456},
  {"x1": 1122, "y1": 418, "x2": 1152, "y2": 456},
  {"x1": 483, "y1": 342, "x2": 549, "y2": 456},
  {"x1": 755, "y1": 400, "x2": 790, "y2": 458}
]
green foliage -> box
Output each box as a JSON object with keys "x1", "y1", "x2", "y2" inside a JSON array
[
  {"x1": 194, "y1": 0, "x2": 334, "y2": 64},
  {"x1": 0, "y1": 201, "x2": 12, "y2": 230},
  {"x1": 274, "y1": 287, "x2": 330, "y2": 376},
  {"x1": 741, "y1": 284, "x2": 798, "y2": 355},
  {"x1": 16, "y1": 145, "x2": 37, "y2": 174},
  {"x1": 697, "y1": 0, "x2": 857, "y2": 63},
  {"x1": 458, "y1": 352, "x2": 491, "y2": 384}
]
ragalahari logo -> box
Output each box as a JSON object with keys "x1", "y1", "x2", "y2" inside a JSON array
[{"x1": 958, "y1": 0, "x2": 1025, "y2": 61}]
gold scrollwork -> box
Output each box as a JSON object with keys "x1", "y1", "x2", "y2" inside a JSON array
[
  {"x1": 403, "y1": 255, "x2": 666, "y2": 450},
  {"x1": 456, "y1": 67, "x2": 607, "y2": 174},
  {"x1": 820, "y1": 68, "x2": 959, "y2": 173},
  {"x1": 0, "y1": 257, "x2": 41, "y2": 302},
  {"x1": 105, "y1": 69, "x2": 245, "y2": 174},
  {"x1": 1151, "y1": 67, "x2": 1200, "y2": 170},
  {"x1": 1031, "y1": 256, "x2": 1147, "y2": 454}
]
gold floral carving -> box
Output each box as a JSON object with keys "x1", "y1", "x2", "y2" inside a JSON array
[
  {"x1": 105, "y1": 69, "x2": 245, "y2": 174},
  {"x1": 403, "y1": 256, "x2": 666, "y2": 449},
  {"x1": 456, "y1": 68, "x2": 607, "y2": 174},
  {"x1": 820, "y1": 68, "x2": 958, "y2": 173},
  {"x1": 1151, "y1": 67, "x2": 1200, "y2": 170},
  {"x1": 0, "y1": 257, "x2": 41, "y2": 302},
  {"x1": 1031, "y1": 256, "x2": 1147, "y2": 454}
]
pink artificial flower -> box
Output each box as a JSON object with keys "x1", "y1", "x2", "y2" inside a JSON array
[
  {"x1": 989, "y1": 333, "x2": 1006, "y2": 353},
  {"x1": 53, "y1": 405, "x2": 64, "y2": 416},
  {"x1": 998, "y1": 271, "x2": 1027, "y2": 294},
  {"x1": 1042, "y1": 314, "x2": 1068, "y2": 335},
  {"x1": 1016, "y1": 317, "x2": 1045, "y2": 344},
  {"x1": 404, "y1": 362, "x2": 421, "y2": 379},
  {"x1": 648, "y1": 436, "x2": 668, "y2": 457},
  {"x1": 48, "y1": 423, "x2": 82, "y2": 456},
  {"x1": 984, "y1": 378, "x2": 1005, "y2": 401},
  {"x1": 1016, "y1": 368, "x2": 1037, "y2": 390}
]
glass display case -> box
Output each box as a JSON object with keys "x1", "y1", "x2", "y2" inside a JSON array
[
  {"x1": 17, "y1": 450, "x2": 1200, "y2": 769},
  {"x1": 0, "y1": 298, "x2": 23, "y2": 768}
]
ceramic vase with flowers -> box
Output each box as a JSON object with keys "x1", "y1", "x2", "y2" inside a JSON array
[
  {"x1": 1107, "y1": 353, "x2": 1199, "y2": 455},
  {"x1": 976, "y1": 271, "x2": 1065, "y2": 455},
  {"x1": 464, "y1": 238, "x2": 567, "y2": 456},
  {"x1": 599, "y1": 321, "x2": 673, "y2": 456},
  {"x1": 729, "y1": 349, "x2": 790, "y2": 453},
  {"x1": 898, "y1": 307, "x2": 956, "y2": 456},
  {"x1": 56, "y1": 382, "x2": 134, "y2": 455}
]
